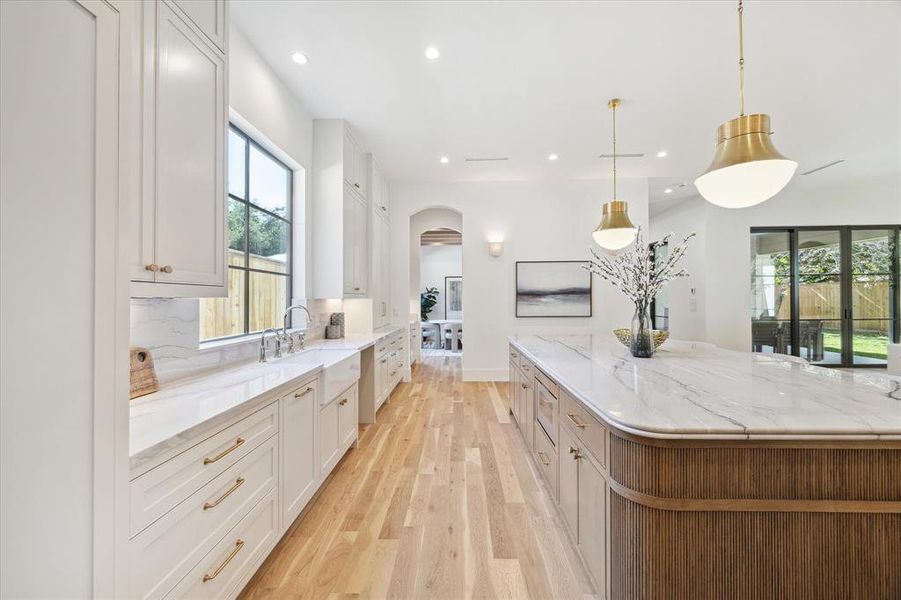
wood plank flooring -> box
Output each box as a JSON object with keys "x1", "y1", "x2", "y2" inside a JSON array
[{"x1": 240, "y1": 355, "x2": 597, "y2": 600}]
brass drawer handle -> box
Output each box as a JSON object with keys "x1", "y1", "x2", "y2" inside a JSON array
[
  {"x1": 569, "y1": 446, "x2": 582, "y2": 460},
  {"x1": 203, "y1": 438, "x2": 245, "y2": 465},
  {"x1": 521, "y1": 383, "x2": 528, "y2": 390},
  {"x1": 567, "y1": 413, "x2": 587, "y2": 429},
  {"x1": 537, "y1": 451, "x2": 552, "y2": 466},
  {"x1": 522, "y1": 365, "x2": 530, "y2": 371},
  {"x1": 160, "y1": 265, "x2": 173, "y2": 273},
  {"x1": 294, "y1": 387, "x2": 314, "y2": 398},
  {"x1": 511, "y1": 352, "x2": 518, "y2": 358},
  {"x1": 202, "y1": 539, "x2": 244, "y2": 583},
  {"x1": 203, "y1": 477, "x2": 245, "y2": 510},
  {"x1": 339, "y1": 398, "x2": 348, "y2": 406},
  {"x1": 145, "y1": 263, "x2": 159, "y2": 272}
]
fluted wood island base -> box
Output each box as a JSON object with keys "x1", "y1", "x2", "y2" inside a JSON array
[{"x1": 508, "y1": 335, "x2": 901, "y2": 600}]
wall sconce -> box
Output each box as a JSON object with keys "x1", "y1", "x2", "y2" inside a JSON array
[{"x1": 488, "y1": 241, "x2": 504, "y2": 257}]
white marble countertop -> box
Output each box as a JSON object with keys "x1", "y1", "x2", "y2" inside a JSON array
[
  {"x1": 509, "y1": 333, "x2": 901, "y2": 440},
  {"x1": 129, "y1": 326, "x2": 405, "y2": 474}
]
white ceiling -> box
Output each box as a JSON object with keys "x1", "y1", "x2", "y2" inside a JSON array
[{"x1": 231, "y1": 1, "x2": 900, "y2": 203}]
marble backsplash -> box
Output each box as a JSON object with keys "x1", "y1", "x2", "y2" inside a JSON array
[{"x1": 130, "y1": 298, "x2": 343, "y2": 384}]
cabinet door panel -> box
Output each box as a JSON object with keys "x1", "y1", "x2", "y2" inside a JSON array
[
  {"x1": 342, "y1": 132, "x2": 355, "y2": 188},
  {"x1": 281, "y1": 383, "x2": 317, "y2": 531},
  {"x1": 354, "y1": 146, "x2": 368, "y2": 198},
  {"x1": 353, "y1": 197, "x2": 368, "y2": 294},
  {"x1": 171, "y1": 0, "x2": 226, "y2": 52},
  {"x1": 578, "y1": 454, "x2": 607, "y2": 589},
  {"x1": 558, "y1": 426, "x2": 579, "y2": 538},
  {"x1": 319, "y1": 400, "x2": 340, "y2": 477},
  {"x1": 338, "y1": 386, "x2": 358, "y2": 449},
  {"x1": 153, "y1": 2, "x2": 225, "y2": 288},
  {"x1": 342, "y1": 185, "x2": 356, "y2": 294}
]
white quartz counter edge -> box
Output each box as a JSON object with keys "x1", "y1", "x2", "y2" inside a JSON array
[
  {"x1": 305, "y1": 325, "x2": 404, "y2": 351},
  {"x1": 508, "y1": 338, "x2": 901, "y2": 441}
]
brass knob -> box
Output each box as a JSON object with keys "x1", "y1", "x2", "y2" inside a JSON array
[
  {"x1": 145, "y1": 263, "x2": 159, "y2": 272},
  {"x1": 339, "y1": 398, "x2": 348, "y2": 406},
  {"x1": 354, "y1": 182, "x2": 360, "y2": 188},
  {"x1": 160, "y1": 265, "x2": 173, "y2": 273}
]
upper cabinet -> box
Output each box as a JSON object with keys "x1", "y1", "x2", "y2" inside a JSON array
[
  {"x1": 130, "y1": 0, "x2": 228, "y2": 298},
  {"x1": 311, "y1": 120, "x2": 370, "y2": 299},
  {"x1": 170, "y1": 0, "x2": 226, "y2": 52},
  {"x1": 370, "y1": 160, "x2": 391, "y2": 328}
]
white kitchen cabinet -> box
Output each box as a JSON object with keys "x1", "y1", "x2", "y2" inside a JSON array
[
  {"x1": 280, "y1": 379, "x2": 318, "y2": 533},
  {"x1": 577, "y1": 444, "x2": 607, "y2": 590},
  {"x1": 375, "y1": 353, "x2": 389, "y2": 410},
  {"x1": 338, "y1": 385, "x2": 359, "y2": 450},
  {"x1": 171, "y1": 0, "x2": 226, "y2": 52},
  {"x1": 319, "y1": 397, "x2": 340, "y2": 477},
  {"x1": 312, "y1": 120, "x2": 370, "y2": 299},
  {"x1": 131, "y1": 0, "x2": 227, "y2": 297}
]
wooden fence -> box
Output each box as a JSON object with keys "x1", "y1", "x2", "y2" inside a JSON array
[
  {"x1": 776, "y1": 280, "x2": 891, "y2": 333},
  {"x1": 199, "y1": 251, "x2": 288, "y2": 340}
]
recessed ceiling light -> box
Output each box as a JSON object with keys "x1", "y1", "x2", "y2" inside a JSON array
[
  {"x1": 656, "y1": 150, "x2": 668, "y2": 158},
  {"x1": 291, "y1": 52, "x2": 308, "y2": 65},
  {"x1": 548, "y1": 153, "x2": 558, "y2": 161},
  {"x1": 425, "y1": 46, "x2": 440, "y2": 60},
  {"x1": 664, "y1": 188, "x2": 673, "y2": 194},
  {"x1": 439, "y1": 156, "x2": 449, "y2": 164}
]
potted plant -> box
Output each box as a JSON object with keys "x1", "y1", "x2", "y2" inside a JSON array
[{"x1": 420, "y1": 286, "x2": 439, "y2": 321}]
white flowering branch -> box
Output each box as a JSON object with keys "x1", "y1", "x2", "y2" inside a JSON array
[{"x1": 584, "y1": 229, "x2": 696, "y2": 312}]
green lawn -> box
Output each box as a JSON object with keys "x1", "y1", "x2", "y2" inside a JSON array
[{"x1": 823, "y1": 330, "x2": 888, "y2": 360}]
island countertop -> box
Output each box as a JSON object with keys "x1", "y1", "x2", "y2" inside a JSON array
[{"x1": 508, "y1": 333, "x2": 901, "y2": 440}]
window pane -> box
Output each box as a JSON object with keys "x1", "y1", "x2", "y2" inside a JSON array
[
  {"x1": 199, "y1": 268, "x2": 246, "y2": 340},
  {"x1": 797, "y1": 230, "x2": 841, "y2": 276},
  {"x1": 804, "y1": 319, "x2": 841, "y2": 365},
  {"x1": 249, "y1": 271, "x2": 288, "y2": 333},
  {"x1": 249, "y1": 206, "x2": 288, "y2": 273},
  {"x1": 851, "y1": 229, "x2": 894, "y2": 275},
  {"x1": 751, "y1": 231, "x2": 792, "y2": 355},
  {"x1": 248, "y1": 145, "x2": 289, "y2": 214},
  {"x1": 227, "y1": 198, "x2": 246, "y2": 267},
  {"x1": 852, "y1": 319, "x2": 889, "y2": 365},
  {"x1": 798, "y1": 274, "x2": 841, "y2": 319},
  {"x1": 228, "y1": 129, "x2": 246, "y2": 199}
]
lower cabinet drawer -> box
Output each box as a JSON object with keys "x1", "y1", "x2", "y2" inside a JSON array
[
  {"x1": 130, "y1": 401, "x2": 278, "y2": 536},
  {"x1": 166, "y1": 487, "x2": 279, "y2": 600},
  {"x1": 128, "y1": 435, "x2": 278, "y2": 600},
  {"x1": 560, "y1": 391, "x2": 606, "y2": 467},
  {"x1": 533, "y1": 424, "x2": 558, "y2": 499}
]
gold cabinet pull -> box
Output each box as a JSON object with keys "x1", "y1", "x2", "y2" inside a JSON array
[
  {"x1": 521, "y1": 383, "x2": 528, "y2": 390},
  {"x1": 145, "y1": 263, "x2": 159, "y2": 272},
  {"x1": 294, "y1": 387, "x2": 314, "y2": 398},
  {"x1": 568, "y1": 446, "x2": 582, "y2": 460},
  {"x1": 160, "y1": 265, "x2": 173, "y2": 273},
  {"x1": 203, "y1": 438, "x2": 245, "y2": 465},
  {"x1": 203, "y1": 477, "x2": 245, "y2": 510},
  {"x1": 537, "y1": 451, "x2": 552, "y2": 466},
  {"x1": 522, "y1": 365, "x2": 530, "y2": 371},
  {"x1": 354, "y1": 182, "x2": 360, "y2": 188},
  {"x1": 339, "y1": 398, "x2": 348, "y2": 406},
  {"x1": 202, "y1": 539, "x2": 244, "y2": 583},
  {"x1": 567, "y1": 413, "x2": 587, "y2": 429}
]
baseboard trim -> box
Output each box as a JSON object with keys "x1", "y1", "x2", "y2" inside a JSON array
[{"x1": 462, "y1": 368, "x2": 508, "y2": 382}]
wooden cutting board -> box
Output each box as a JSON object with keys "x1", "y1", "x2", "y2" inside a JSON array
[{"x1": 130, "y1": 347, "x2": 159, "y2": 399}]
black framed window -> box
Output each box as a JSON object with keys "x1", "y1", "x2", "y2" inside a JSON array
[
  {"x1": 750, "y1": 225, "x2": 899, "y2": 368},
  {"x1": 200, "y1": 125, "x2": 292, "y2": 341}
]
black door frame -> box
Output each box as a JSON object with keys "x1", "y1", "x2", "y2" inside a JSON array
[{"x1": 751, "y1": 225, "x2": 900, "y2": 369}]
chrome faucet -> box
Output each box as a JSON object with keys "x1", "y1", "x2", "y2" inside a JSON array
[
  {"x1": 282, "y1": 304, "x2": 313, "y2": 354},
  {"x1": 259, "y1": 328, "x2": 281, "y2": 362}
]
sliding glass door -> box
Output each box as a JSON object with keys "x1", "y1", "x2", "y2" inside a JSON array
[{"x1": 750, "y1": 226, "x2": 900, "y2": 368}]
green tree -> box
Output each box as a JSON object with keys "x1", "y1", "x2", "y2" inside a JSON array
[{"x1": 229, "y1": 203, "x2": 287, "y2": 257}]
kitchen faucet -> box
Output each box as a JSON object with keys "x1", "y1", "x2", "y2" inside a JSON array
[
  {"x1": 259, "y1": 328, "x2": 281, "y2": 362},
  {"x1": 282, "y1": 304, "x2": 313, "y2": 353}
]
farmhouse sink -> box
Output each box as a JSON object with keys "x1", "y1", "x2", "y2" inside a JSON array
[{"x1": 284, "y1": 348, "x2": 360, "y2": 404}]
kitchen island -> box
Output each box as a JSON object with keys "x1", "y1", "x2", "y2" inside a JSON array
[{"x1": 508, "y1": 334, "x2": 901, "y2": 600}]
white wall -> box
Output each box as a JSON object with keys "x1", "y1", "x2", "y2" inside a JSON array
[
  {"x1": 391, "y1": 179, "x2": 649, "y2": 380},
  {"x1": 650, "y1": 177, "x2": 901, "y2": 351},
  {"x1": 420, "y1": 245, "x2": 463, "y2": 321}
]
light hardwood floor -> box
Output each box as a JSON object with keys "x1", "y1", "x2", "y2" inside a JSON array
[{"x1": 240, "y1": 355, "x2": 597, "y2": 600}]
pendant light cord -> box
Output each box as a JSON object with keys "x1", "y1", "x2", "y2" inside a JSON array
[{"x1": 738, "y1": 0, "x2": 745, "y2": 116}]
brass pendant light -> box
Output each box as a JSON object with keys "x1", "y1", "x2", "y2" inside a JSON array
[
  {"x1": 695, "y1": 0, "x2": 797, "y2": 208},
  {"x1": 593, "y1": 98, "x2": 638, "y2": 250}
]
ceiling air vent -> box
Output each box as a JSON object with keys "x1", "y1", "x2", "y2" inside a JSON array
[
  {"x1": 599, "y1": 153, "x2": 644, "y2": 158},
  {"x1": 464, "y1": 157, "x2": 509, "y2": 162},
  {"x1": 801, "y1": 159, "x2": 845, "y2": 176}
]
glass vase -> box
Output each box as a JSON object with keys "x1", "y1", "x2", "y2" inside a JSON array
[{"x1": 630, "y1": 305, "x2": 655, "y2": 358}]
